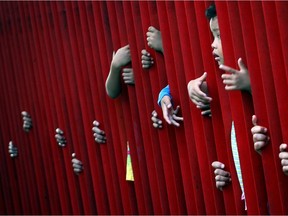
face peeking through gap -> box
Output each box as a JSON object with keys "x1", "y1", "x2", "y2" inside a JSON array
[{"x1": 210, "y1": 17, "x2": 224, "y2": 65}]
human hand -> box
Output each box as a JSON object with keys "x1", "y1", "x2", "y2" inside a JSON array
[
  {"x1": 21, "y1": 111, "x2": 32, "y2": 132},
  {"x1": 187, "y1": 72, "x2": 212, "y2": 116},
  {"x1": 122, "y1": 68, "x2": 134, "y2": 85},
  {"x1": 220, "y1": 58, "x2": 251, "y2": 92},
  {"x1": 55, "y1": 128, "x2": 66, "y2": 147},
  {"x1": 92, "y1": 120, "x2": 106, "y2": 144},
  {"x1": 279, "y1": 144, "x2": 288, "y2": 175},
  {"x1": 71, "y1": 153, "x2": 83, "y2": 175},
  {"x1": 211, "y1": 161, "x2": 231, "y2": 191},
  {"x1": 161, "y1": 95, "x2": 183, "y2": 127},
  {"x1": 111, "y1": 45, "x2": 131, "y2": 69},
  {"x1": 146, "y1": 26, "x2": 164, "y2": 53},
  {"x1": 251, "y1": 115, "x2": 269, "y2": 154},
  {"x1": 151, "y1": 110, "x2": 163, "y2": 129},
  {"x1": 8, "y1": 141, "x2": 18, "y2": 158},
  {"x1": 141, "y1": 49, "x2": 154, "y2": 69}
]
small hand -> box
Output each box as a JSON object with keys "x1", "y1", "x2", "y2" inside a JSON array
[
  {"x1": 122, "y1": 68, "x2": 134, "y2": 85},
  {"x1": 141, "y1": 49, "x2": 154, "y2": 69},
  {"x1": 71, "y1": 153, "x2": 83, "y2": 175},
  {"x1": 146, "y1": 26, "x2": 163, "y2": 53},
  {"x1": 220, "y1": 58, "x2": 251, "y2": 92},
  {"x1": 92, "y1": 120, "x2": 106, "y2": 144},
  {"x1": 211, "y1": 161, "x2": 231, "y2": 191},
  {"x1": 279, "y1": 144, "x2": 288, "y2": 175},
  {"x1": 8, "y1": 141, "x2": 18, "y2": 158},
  {"x1": 187, "y1": 72, "x2": 212, "y2": 116},
  {"x1": 55, "y1": 128, "x2": 66, "y2": 147},
  {"x1": 161, "y1": 96, "x2": 183, "y2": 127},
  {"x1": 21, "y1": 111, "x2": 32, "y2": 132},
  {"x1": 111, "y1": 45, "x2": 131, "y2": 69},
  {"x1": 251, "y1": 115, "x2": 269, "y2": 154},
  {"x1": 151, "y1": 110, "x2": 162, "y2": 129}
]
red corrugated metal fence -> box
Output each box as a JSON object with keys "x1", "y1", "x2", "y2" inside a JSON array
[{"x1": 0, "y1": 1, "x2": 287, "y2": 215}]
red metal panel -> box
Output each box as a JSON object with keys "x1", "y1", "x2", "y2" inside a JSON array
[
  {"x1": 0, "y1": 2, "x2": 39, "y2": 214},
  {"x1": 216, "y1": 1, "x2": 268, "y2": 214},
  {"x1": 180, "y1": 1, "x2": 226, "y2": 214},
  {"x1": 260, "y1": 1, "x2": 288, "y2": 213},
  {"x1": 192, "y1": 1, "x2": 242, "y2": 214},
  {"x1": 10, "y1": 2, "x2": 52, "y2": 214},
  {"x1": 0, "y1": 4, "x2": 24, "y2": 213},
  {"x1": 106, "y1": 1, "x2": 166, "y2": 214},
  {"x1": 23, "y1": 2, "x2": 75, "y2": 214}
]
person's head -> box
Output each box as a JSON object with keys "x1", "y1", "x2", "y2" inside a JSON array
[{"x1": 205, "y1": 4, "x2": 223, "y2": 65}]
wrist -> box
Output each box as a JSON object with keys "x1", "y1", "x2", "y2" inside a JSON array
[{"x1": 111, "y1": 61, "x2": 122, "y2": 73}]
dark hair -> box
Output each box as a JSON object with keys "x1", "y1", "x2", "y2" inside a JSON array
[{"x1": 205, "y1": 4, "x2": 217, "y2": 20}]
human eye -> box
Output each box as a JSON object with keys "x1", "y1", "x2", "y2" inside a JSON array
[{"x1": 217, "y1": 34, "x2": 221, "y2": 39}]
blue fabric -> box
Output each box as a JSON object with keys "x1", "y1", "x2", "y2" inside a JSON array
[{"x1": 157, "y1": 85, "x2": 172, "y2": 106}]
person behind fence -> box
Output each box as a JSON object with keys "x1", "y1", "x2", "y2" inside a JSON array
[
  {"x1": 187, "y1": 4, "x2": 251, "y2": 208},
  {"x1": 251, "y1": 115, "x2": 288, "y2": 175},
  {"x1": 141, "y1": 26, "x2": 183, "y2": 128}
]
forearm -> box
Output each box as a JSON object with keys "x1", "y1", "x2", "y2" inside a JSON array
[{"x1": 105, "y1": 64, "x2": 122, "y2": 99}]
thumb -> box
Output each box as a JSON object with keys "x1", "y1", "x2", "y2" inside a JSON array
[
  {"x1": 199, "y1": 72, "x2": 207, "y2": 82},
  {"x1": 238, "y1": 58, "x2": 247, "y2": 71},
  {"x1": 252, "y1": 115, "x2": 257, "y2": 126}
]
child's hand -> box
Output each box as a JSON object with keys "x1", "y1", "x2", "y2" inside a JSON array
[
  {"x1": 151, "y1": 110, "x2": 162, "y2": 129},
  {"x1": 55, "y1": 128, "x2": 67, "y2": 147},
  {"x1": 251, "y1": 115, "x2": 269, "y2": 154},
  {"x1": 111, "y1": 45, "x2": 131, "y2": 69},
  {"x1": 187, "y1": 72, "x2": 212, "y2": 116},
  {"x1": 122, "y1": 68, "x2": 134, "y2": 85},
  {"x1": 21, "y1": 111, "x2": 32, "y2": 132},
  {"x1": 220, "y1": 58, "x2": 251, "y2": 92},
  {"x1": 211, "y1": 161, "x2": 231, "y2": 191},
  {"x1": 146, "y1": 26, "x2": 164, "y2": 53},
  {"x1": 279, "y1": 144, "x2": 288, "y2": 175},
  {"x1": 71, "y1": 153, "x2": 83, "y2": 175},
  {"x1": 161, "y1": 96, "x2": 183, "y2": 127},
  {"x1": 8, "y1": 141, "x2": 18, "y2": 158},
  {"x1": 92, "y1": 120, "x2": 106, "y2": 144},
  {"x1": 141, "y1": 49, "x2": 154, "y2": 69}
]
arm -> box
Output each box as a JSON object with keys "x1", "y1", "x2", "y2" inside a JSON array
[{"x1": 105, "y1": 45, "x2": 131, "y2": 99}]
